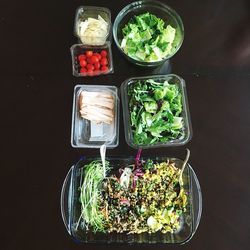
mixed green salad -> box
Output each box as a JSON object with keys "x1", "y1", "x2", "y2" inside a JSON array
[
  {"x1": 121, "y1": 12, "x2": 177, "y2": 62},
  {"x1": 127, "y1": 78, "x2": 184, "y2": 145},
  {"x1": 77, "y1": 153, "x2": 188, "y2": 234}
]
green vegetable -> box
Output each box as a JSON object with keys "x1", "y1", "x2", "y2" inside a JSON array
[
  {"x1": 77, "y1": 161, "x2": 110, "y2": 232},
  {"x1": 121, "y1": 12, "x2": 177, "y2": 62},
  {"x1": 128, "y1": 79, "x2": 184, "y2": 145},
  {"x1": 78, "y1": 159, "x2": 188, "y2": 234}
]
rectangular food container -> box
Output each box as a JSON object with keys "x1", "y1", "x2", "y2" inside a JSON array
[
  {"x1": 120, "y1": 74, "x2": 192, "y2": 149},
  {"x1": 74, "y1": 6, "x2": 112, "y2": 45},
  {"x1": 60, "y1": 156, "x2": 202, "y2": 244},
  {"x1": 71, "y1": 85, "x2": 119, "y2": 148},
  {"x1": 70, "y1": 42, "x2": 114, "y2": 77}
]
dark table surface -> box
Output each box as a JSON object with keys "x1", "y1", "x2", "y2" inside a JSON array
[{"x1": 1, "y1": 0, "x2": 250, "y2": 249}]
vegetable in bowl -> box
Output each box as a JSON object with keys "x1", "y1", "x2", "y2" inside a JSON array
[{"x1": 121, "y1": 12, "x2": 177, "y2": 62}]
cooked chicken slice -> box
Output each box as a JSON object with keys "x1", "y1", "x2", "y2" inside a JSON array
[
  {"x1": 79, "y1": 90, "x2": 115, "y2": 124},
  {"x1": 80, "y1": 91, "x2": 114, "y2": 100}
]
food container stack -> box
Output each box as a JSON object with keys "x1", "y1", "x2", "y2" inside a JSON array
[{"x1": 71, "y1": 6, "x2": 114, "y2": 77}]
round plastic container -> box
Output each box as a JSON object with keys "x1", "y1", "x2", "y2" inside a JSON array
[{"x1": 113, "y1": 0, "x2": 184, "y2": 67}]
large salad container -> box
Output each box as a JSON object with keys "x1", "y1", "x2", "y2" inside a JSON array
[
  {"x1": 121, "y1": 74, "x2": 192, "y2": 149},
  {"x1": 60, "y1": 156, "x2": 202, "y2": 244}
]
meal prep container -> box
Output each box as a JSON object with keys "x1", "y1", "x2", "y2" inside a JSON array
[
  {"x1": 121, "y1": 74, "x2": 192, "y2": 149},
  {"x1": 61, "y1": 156, "x2": 202, "y2": 244},
  {"x1": 113, "y1": 0, "x2": 184, "y2": 67},
  {"x1": 70, "y1": 42, "x2": 114, "y2": 77},
  {"x1": 74, "y1": 6, "x2": 112, "y2": 45},
  {"x1": 71, "y1": 85, "x2": 119, "y2": 148}
]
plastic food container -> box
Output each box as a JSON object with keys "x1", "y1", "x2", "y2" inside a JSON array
[
  {"x1": 60, "y1": 156, "x2": 202, "y2": 244},
  {"x1": 113, "y1": 0, "x2": 184, "y2": 67},
  {"x1": 74, "y1": 6, "x2": 111, "y2": 46},
  {"x1": 71, "y1": 85, "x2": 119, "y2": 148},
  {"x1": 121, "y1": 74, "x2": 192, "y2": 149},
  {"x1": 70, "y1": 42, "x2": 114, "y2": 77}
]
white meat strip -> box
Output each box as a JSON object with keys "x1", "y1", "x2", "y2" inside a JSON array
[
  {"x1": 79, "y1": 90, "x2": 115, "y2": 124},
  {"x1": 80, "y1": 113, "x2": 113, "y2": 124},
  {"x1": 80, "y1": 107, "x2": 113, "y2": 121},
  {"x1": 80, "y1": 105, "x2": 114, "y2": 118},
  {"x1": 80, "y1": 91, "x2": 114, "y2": 100},
  {"x1": 81, "y1": 99, "x2": 114, "y2": 110},
  {"x1": 81, "y1": 97, "x2": 114, "y2": 110}
]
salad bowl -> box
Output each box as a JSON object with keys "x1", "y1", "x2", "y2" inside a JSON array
[{"x1": 113, "y1": 0, "x2": 184, "y2": 67}]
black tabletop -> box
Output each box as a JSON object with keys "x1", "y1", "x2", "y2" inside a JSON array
[{"x1": 1, "y1": 0, "x2": 250, "y2": 249}]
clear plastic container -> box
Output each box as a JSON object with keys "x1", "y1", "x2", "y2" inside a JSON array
[
  {"x1": 70, "y1": 42, "x2": 114, "y2": 77},
  {"x1": 61, "y1": 156, "x2": 202, "y2": 244},
  {"x1": 71, "y1": 85, "x2": 119, "y2": 148},
  {"x1": 113, "y1": 0, "x2": 184, "y2": 67},
  {"x1": 74, "y1": 6, "x2": 111, "y2": 46},
  {"x1": 121, "y1": 74, "x2": 192, "y2": 149}
]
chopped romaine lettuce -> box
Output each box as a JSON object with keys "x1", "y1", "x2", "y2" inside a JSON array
[{"x1": 121, "y1": 12, "x2": 177, "y2": 62}]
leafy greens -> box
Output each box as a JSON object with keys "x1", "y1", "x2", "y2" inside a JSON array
[
  {"x1": 121, "y1": 12, "x2": 176, "y2": 62},
  {"x1": 128, "y1": 79, "x2": 184, "y2": 145}
]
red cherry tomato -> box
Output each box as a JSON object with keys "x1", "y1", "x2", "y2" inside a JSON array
[
  {"x1": 100, "y1": 58, "x2": 108, "y2": 66},
  {"x1": 101, "y1": 66, "x2": 108, "y2": 72},
  {"x1": 80, "y1": 59, "x2": 87, "y2": 67},
  {"x1": 80, "y1": 67, "x2": 87, "y2": 73},
  {"x1": 100, "y1": 50, "x2": 107, "y2": 58},
  {"x1": 87, "y1": 69, "x2": 94, "y2": 76},
  {"x1": 86, "y1": 64, "x2": 94, "y2": 70},
  {"x1": 94, "y1": 62, "x2": 100, "y2": 70},
  {"x1": 90, "y1": 55, "x2": 98, "y2": 64},
  {"x1": 85, "y1": 50, "x2": 93, "y2": 57},
  {"x1": 86, "y1": 57, "x2": 92, "y2": 64},
  {"x1": 78, "y1": 54, "x2": 86, "y2": 61},
  {"x1": 93, "y1": 53, "x2": 101, "y2": 61}
]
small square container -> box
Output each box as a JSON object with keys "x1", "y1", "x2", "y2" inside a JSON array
[
  {"x1": 74, "y1": 6, "x2": 111, "y2": 45},
  {"x1": 71, "y1": 85, "x2": 119, "y2": 148},
  {"x1": 70, "y1": 42, "x2": 114, "y2": 77},
  {"x1": 60, "y1": 156, "x2": 202, "y2": 244},
  {"x1": 121, "y1": 74, "x2": 192, "y2": 149}
]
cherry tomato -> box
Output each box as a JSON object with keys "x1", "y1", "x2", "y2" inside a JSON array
[
  {"x1": 86, "y1": 57, "x2": 92, "y2": 64},
  {"x1": 93, "y1": 53, "x2": 101, "y2": 61},
  {"x1": 78, "y1": 54, "x2": 86, "y2": 61},
  {"x1": 85, "y1": 50, "x2": 93, "y2": 57},
  {"x1": 92, "y1": 69, "x2": 100, "y2": 76},
  {"x1": 80, "y1": 59, "x2": 87, "y2": 67},
  {"x1": 86, "y1": 64, "x2": 94, "y2": 70},
  {"x1": 80, "y1": 67, "x2": 87, "y2": 73},
  {"x1": 101, "y1": 66, "x2": 108, "y2": 72},
  {"x1": 90, "y1": 55, "x2": 98, "y2": 64},
  {"x1": 94, "y1": 62, "x2": 100, "y2": 70},
  {"x1": 87, "y1": 69, "x2": 94, "y2": 76},
  {"x1": 100, "y1": 58, "x2": 108, "y2": 66},
  {"x1": 100, "y1": 50, "x2": 107, "y2": 58}
]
